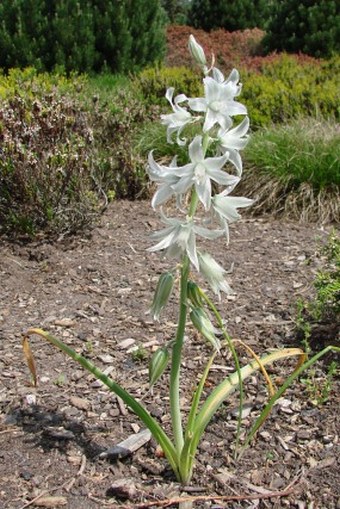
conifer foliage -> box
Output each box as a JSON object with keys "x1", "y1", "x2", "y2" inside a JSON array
[
  {"x1": 0, "y1": 0, "x2": 166, "y2": 73},
  {"x1": 187, "y1": 0, "x2": 270, "y2": 32},
  {"x1": 263, "y1": 0, "x2": 340, "y2": 58}
]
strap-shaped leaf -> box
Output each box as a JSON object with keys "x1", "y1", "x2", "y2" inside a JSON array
[
  {"x1": 23, "y1": 328, "x2": 179, "y2": 479},
  {"x1": 186, "y1": 348, "x2": 306, "y2": 472}
]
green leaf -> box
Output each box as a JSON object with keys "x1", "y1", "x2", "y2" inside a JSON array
[{"x1": 24, "y1": 328, "x2": 179, "y2": 479}]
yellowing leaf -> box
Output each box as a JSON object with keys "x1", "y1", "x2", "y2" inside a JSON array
[{"x1": 22, "y1": 335, "x2": 37, "y2": 387}]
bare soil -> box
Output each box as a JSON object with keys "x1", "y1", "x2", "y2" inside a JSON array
[{"x1": 0, "y1": 200, "x2": 339, "y2": 509}]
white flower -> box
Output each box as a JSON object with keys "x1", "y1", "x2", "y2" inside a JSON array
[
  {"x1": 161, "y1": 87, "x2": 194, "y2": 145},
  {"x1": 217, "y1": 116, "x2": 250, "y2": 176},
  {"x1": 147, "y1": 152, "x2": 182, "y2": 208},
  {"x1": 188, "y1": 69, "x2": 247, "y2": 132},
  {"x1": 148, "y1": 212, "x2": 223, "y2": 270},
  {"x1": 212, "y1": 189, "x2": 254, "y2": 242},
  {"x1": 170, "y1": 135, "x2": 239, "y2": 210},
  {"x1": 198, "y1": 251, "x2": 232, "y2": 298}
]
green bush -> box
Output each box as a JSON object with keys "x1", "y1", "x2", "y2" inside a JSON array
[
  {"x1": 0, "y1": 69, "x2": 149, "y2": 237},
  {"x1": 133, "y1": 65, "x2": 203, "y2": 106},
  {"x1": 133, "y1": 56, "x2": 339, "y2": 127},
  {"x1": 297, "y1": 231, "x2": 340, "y2": 352},
  {"x1": 240, "y1": 117, "x2": 340, "y2": 222},
  {"x1": 263, "y1": 0, "x2": 340, "y2": 58},
  {"x1": 0, "y1": 0, "x2": 166, "y2": 74},
  {"x1": 241, "y1": 54, "x2": 340, "y2": 127},
  {"x1": 187, "y1": 0, "x2": 270, "y2": 31}
]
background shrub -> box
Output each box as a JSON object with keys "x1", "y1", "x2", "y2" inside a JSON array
[
  {"x1": 0, "y1": 69, "x2": 149, "y2": 237},
  {"x1": 297, "y1": 231, "x2": 340, "y2": 350},
  {"x1": 187, "y1": 0, "x2": 270, "y2": 31},
  {"x1": 133, "y1": 54, "x2": 340, "y2": 127},
  {"x1": 239, "y1": 117, "x2": 340, "y2": 223},
  {"x1": 166, "y1": 25, "x2": 264, "y2": 68},
  {"x1": 263, "y1": 0, "x2": 340, "y2": 58},
  {"x1": 133, "y1": 65, "x2": 203, "y2": 105},
  {"x1": 161, "y1": 0, "x2": 191, "y2": 24},
  {"x1": 0, "y1": 0, "x2": 166, "y2": 74},
  {"x1": 241, "y1": 54, "x2": 340, "y2": 127}
]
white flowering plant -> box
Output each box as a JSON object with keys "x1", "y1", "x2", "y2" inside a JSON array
[{"x1": 23, "y1": 36, "x2": 339, "y2": 485}]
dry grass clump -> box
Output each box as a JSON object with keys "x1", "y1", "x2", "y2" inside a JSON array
[{"x1": 240, "y1": 118, "x2": 340, "y2": 223}]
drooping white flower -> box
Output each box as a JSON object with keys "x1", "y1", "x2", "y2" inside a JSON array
[
  {"x1": 148, "y1": 212, "x2": 223, "y2": 270},
  {"x1": 212, "y1": 189, "x2": 254, "y2": 242},
  {"x1": 170, "y1": 135, "x2": 239, "y2": 210},
  {"x1": 161, "y1": 87, "x2": 194, "y2": 145},
  {"x1": 188, "y1": 69, "x2": 247, "y2": 132},
  {"x1": 217, "y1": 116, "x2": 250, "y2": 176},
  {"x1": 198, "y1": 251, "x2": 232, "y2": 298},
  {"x1": 147, "y1": 152, "x2": 181, "y2": 208}
]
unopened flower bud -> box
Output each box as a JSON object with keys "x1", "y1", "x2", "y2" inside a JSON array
[
  {"x1": 187, "y1": 280, "x2": 203, "y2": 308},
  {"x1": 149, "y1": 347, "x2": 169, "y2": 387},
  {"x1": 188, "y1": 35, "x2": 207, "y2": 68},
  {"x1": 150, "y1": 272, "x2": 174, "y2": 321},
  {"x1": 190, "y1": 308, "x2": 220, "y2": 350}
]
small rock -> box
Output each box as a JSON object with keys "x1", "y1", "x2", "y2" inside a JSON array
[
  {"x1": 25, "y1": 394, "x2": 37, "y2": 406},
  {"x1": 45, "y1": 427, "x2": 75, "y2": 440},
  {"x1": 20, "y1": 470, "x2": 33, "y2": 481},
  {"x1": 297, "y1": 429, "x2": 312, "y2": 440},
  {"x1": 106, "y1": 479, "x2": 137, "y2": 501},
  {"x1": 67, "y1": 455, "x2": 82, "y2": 466},
  {"x1": 69, "y1": 396, "x2": 90, "y2": 411},
  {"x1": 98, "y1": 354, "x2": 114, "y2": 364},
  {"x1": 54, "y1": 318, "x2": 76, "y2": 327},
  {"x1": 109, "y1": 408, "x2": 120, "y2": 417}
]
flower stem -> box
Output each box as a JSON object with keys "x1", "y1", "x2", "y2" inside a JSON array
[
  {"x1": 170, "y1": 256, "x2": 190, "y2": 454},
  {"x1": 199, "y1": 290, "x2": 244, "y2": 455}
]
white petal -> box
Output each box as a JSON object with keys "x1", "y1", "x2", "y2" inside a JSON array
[
  {"x1": 212, "y1": 67, "x2": 225, "y2": 83},
  {"x1": 224, "y1": 101, "x2": 247, "y2": 116},
  {"x1": 227, "y1": 150, "x2": 243, "y2": 175},
  {"x1": 203, "y1": 108, "x2": 218, "y2": 132},
  {"x1": 188, "y1": 97, "x2": 207, "y2": 112},
  {"x1": 204, "y1": 153, "x2": 229, "y2": 172},
  {"x1": 194, "y1": 225, "x2": 223, "y2": 240},
  {"x1": 151, "y1": 185, "x2": 175, "y2": 208},
  {"x1": 165, "y1": 87, "x2": 175, "y2": 104},
  {"x1": 171, "y1": 174, "x2": 194, "y2": 195},
  {"x1": 148, "y1": 231, "x2": 176, "y2": 252},
  {"x1": 204, "y1": 76, "x2": 221, "y2": 103},
  {"x1": 186, "y1": 230, "x2": 199, "y2": 270},
  {"x1": 196, "y1": 176, "x2": 212, "y2": 210},
  {"x1": 208, "y1": 168, "x2": 238, "y2": 186},
  {"x1": 189, "y1": 135, "x2": 204, "y2": 163}
]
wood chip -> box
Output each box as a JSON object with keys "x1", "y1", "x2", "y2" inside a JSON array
[
  {"x1": 33, "y1": 496, "x2": 67, "y2": 507},
  {"x1": 98, "y1": 354, "x2": 114, "y2": 364},
  {"x1": 119, "y1": 338, "x2": 136, "y2": 349},
  {"x1": 117, "y1": 396, "x2": 128, "y2": 416},
  {"x1": 54, "y1": 318, "x2": 76, "y2": 327},
  {"x1": 99, "y1": 428, "x2": 151, "y2": 459},
  {"x1": 69, "y1": 396, "x2": 90, "y2": 411}
]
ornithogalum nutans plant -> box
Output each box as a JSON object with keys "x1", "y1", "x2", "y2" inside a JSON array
[{"x1": 23, "y1": 35, "x2": 339, "y2": 485}]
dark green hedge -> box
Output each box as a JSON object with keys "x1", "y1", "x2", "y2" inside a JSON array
[{"x1": 0, "y1": 0, "x2": 166, "y2": 74}]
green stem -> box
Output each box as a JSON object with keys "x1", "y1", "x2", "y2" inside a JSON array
[
  {"x1": 170, "y1": 256, "x2": 190, "y2": 453},
  {"x1": 200, "y1": 290, "x2": 244, "y2": 455}
]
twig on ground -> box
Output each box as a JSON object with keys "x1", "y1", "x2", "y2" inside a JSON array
[{"x1": 131, "y1": 473, "x2": 302, "y2": 508}]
